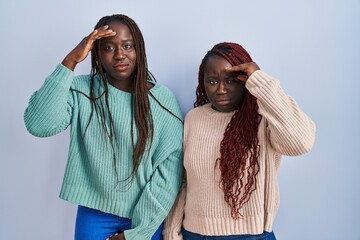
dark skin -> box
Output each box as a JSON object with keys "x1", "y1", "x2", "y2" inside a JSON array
[
  {"x1": 99, "y1": 22, "x2": 137, "y2": 92},
  {"x1": 106, "y1": 232, "x2": 125, "y2": 240},
  {"x1": 62, "y1": 25, "x2": 116, "y2": 71},
  {"x1": 62, "y1": 22, "x2": 153, "y2": 93},
  {"x1": 204, "y1": 55, "x2": 260, "y2": 112},
  {"x1": 226, "y1": 61, "x2": 260, "y2": 82},
  {"x1": 204, "y1": 56, "x2": 246, "y2": 112}
]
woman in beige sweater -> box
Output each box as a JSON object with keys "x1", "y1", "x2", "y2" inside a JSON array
[{"x1": 163, "y1": 42, "x2": 316, "y2": 239}]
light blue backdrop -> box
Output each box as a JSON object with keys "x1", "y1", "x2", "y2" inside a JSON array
[{"x1": 0, "y1": 0, "x2": 359, "y2": 239}]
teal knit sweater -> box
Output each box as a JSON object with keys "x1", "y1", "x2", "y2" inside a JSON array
[{"x1": 24, "y1": 64, "x2": 184, "y2": 240}]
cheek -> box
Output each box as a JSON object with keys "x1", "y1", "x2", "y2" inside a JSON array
[
  {"x1": 129, "y1": 51, "x2": 137, "y2": 63},
  {"x1": 99, "y1": 54, "x2": 111, "y2": 67},
  {"x1": 232, "y1": 85, "x2": 246, "y2": 102},
  {"x1": 204, "y1": 85, "x2": 214, "y2": 98},
  {"x1": 238, "y1": 85, "x2": 245, "y2": 96},
  {"x1": 204, "y1": 87, "x2": 218, "y2": 105}
]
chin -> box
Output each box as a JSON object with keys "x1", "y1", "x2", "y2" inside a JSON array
[{"x1": 222, "y1": 106, "x2": 238, "y2": 112}]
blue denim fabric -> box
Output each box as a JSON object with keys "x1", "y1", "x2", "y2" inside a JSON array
[
  {"x1": 75, "y1": 205, "x2": 163, "y2": 240},
  {"x1": 182, "y1": 228, "x2": 276, "y2": 240}
]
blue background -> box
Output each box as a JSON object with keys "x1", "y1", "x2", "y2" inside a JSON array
[{"x1": 0, "y1": 0, "x2": 359, "y2": 239}]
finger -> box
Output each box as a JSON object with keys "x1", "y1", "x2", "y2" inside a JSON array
[
  {"x1": 97, "y1": 25, "x2": 110, "y2": 31},
  {"x1": 226, "y1": 62, "x2": 260, "y2": 77},
  {"x1": 237, "y1": 75, "x2": 249, "y2": 82},
  {"x1": 80, "y1": 30, "x2": 98, "y2": 46},
  {"x1": 94, "y1": 25, "x2": 116, "y2": 39},
  {"x1": 86, "y1": 27, "x2": 115, "y2": 43},
  {"x1": 108, "y1": 232, "x2": 120, "y2": 240},
  {"x1": 225, "y1": 65, "x2": 246, "y2": 72},
  {"x1": 98, "y1": 30, "x2": 117, "y2": 39},
  {"x1": 92, "y1": 31, "x2": 116, "y2": 42}
]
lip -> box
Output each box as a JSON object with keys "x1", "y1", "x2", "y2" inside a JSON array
[
  {"x1": 215, "y1": 98, "x2": 231, "y2": 106},
  {"x1": 113, "y1": 63, "x2": 129, "y2": 71}
]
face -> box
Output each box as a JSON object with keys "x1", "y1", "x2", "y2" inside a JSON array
[
  {"x1": 203, "y1": 56, "x2": 245, "y2": 112},
  {"x1": 99, "y1": 22, "x2": 136, "y2": 89}
]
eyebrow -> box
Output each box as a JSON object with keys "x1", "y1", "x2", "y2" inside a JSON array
[{"x1": 225, "y1": 72, "x2": 238, "y2": 77}]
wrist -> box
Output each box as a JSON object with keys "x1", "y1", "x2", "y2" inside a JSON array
[{"x1": 61, "y1": 55, "x2": 77, "y2": 71}]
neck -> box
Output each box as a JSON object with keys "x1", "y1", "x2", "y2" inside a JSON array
[{"x1": 107, "y1": 74, "x2": 133, "y2": 92}]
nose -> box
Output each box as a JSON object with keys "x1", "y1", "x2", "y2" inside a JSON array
[
  {"x1": 216, "y1": 81, "x2": 228, "y2": 94},
  {"x1": 114, "y1": 47, "x2": 125, "y2": 60}
]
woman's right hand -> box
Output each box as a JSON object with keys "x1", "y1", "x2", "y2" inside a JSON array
[
  {"x1": 106, "y1": 232, "x2": 126, "y2": 240},
  {"x1": 61, "y1": 25, "x2": 116, "y2": 71}
]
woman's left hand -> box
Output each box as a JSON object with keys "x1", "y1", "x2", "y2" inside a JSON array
[
  {"x1": 106, "y1": 232, "x2": 126, "y2": 240},
  {"x1": 225, "y1": 62, "x2": 260, "y2": 82}
]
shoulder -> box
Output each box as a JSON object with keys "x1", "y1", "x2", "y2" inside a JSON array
[
  {"x1": 71, "y1": 74, "x2": 103, "y2": 98},
  {"x1": 150, "y1": 83, "x2": 181, "y2": 112},
  {"x1": 150, "y1": 83, "x2": 177, "y2": 99},
  {"x1": 183, "y1": 105, "x2": 208, "y2": 129},
  {"x1": 149, "y1": 83, "x2": 184, "y2": 125},
  {"x1": 185, "y1": 104, "x2": 208, "y2": 120},
  {"x1": 72, "y1": 74, "x2": 91, "y2": 88}
]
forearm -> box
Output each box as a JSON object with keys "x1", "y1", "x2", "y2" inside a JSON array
[
  {"x1": 24, "y1": 64, "x2": 74, "y2": 137},
  {"x1": 163, "y1": 181, "x2": 187, "y2": 240},
  {"x1": 61, "y1": 55, "x2": 78, "y2": 71},
  {"x1": 246, "y1": 70, "x2": 316, "y2": 155},
  {"x1": 124, "y1": 150, "x2": 183, "y2": 240}
]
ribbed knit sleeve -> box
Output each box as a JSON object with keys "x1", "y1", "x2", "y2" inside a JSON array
[
  {"x1": 125, "y1": 150, "x2": 183, "y2": 240},
  {"x1": 24, "y1": 64, "x2": 74, "y2": 137},
  {"x1": 246, "y1": 70, "x2": 316, "y2": 156},
  {"x1": 124, "y1": 87, "x2": 184, "y2": 240},
  {"x1": 163, "y1": 177, "x2": 187, "y2": 240}
]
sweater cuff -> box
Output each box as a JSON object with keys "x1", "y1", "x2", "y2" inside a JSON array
[
  {"x1": 245, "y1": 70, "x2": 280, "y2": 94},
  {"x1": 162, "y1": 229, "x2": 183, "y2": 240}
]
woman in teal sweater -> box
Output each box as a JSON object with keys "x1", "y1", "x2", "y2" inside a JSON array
[{"x1": 24, "y1": 14, "x2": 183, "y2": 240}]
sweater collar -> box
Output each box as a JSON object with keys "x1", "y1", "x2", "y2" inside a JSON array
[
  {"x1": 94, "y1": 74, "x2": 161, "y2": 98},
  {"x1": 200, "y1": 103, "x2": 236, "y2": 117}
]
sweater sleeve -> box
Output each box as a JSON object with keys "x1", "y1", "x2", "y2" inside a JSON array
[
  {"x1": 124, "y1": 90, "x2": 184, "y2": 240},
  {"x1": 162, "y1": 178, "x2": 187, "y2": 240},
  {"x1": 246, "y1": 70, "x2": 316, "y2": 156},
  {"x1": 24, "y1": 64, "x2": 74, "y2": 137},
  {"x1": 124, "y1": 149, "x2": 184, "y2": 240}
]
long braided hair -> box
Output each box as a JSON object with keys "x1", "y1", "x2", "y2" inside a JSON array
[
  {"x1": 79, "y1": 14, "x2": 155, "y2": 182},
  {"x1": 195, "y1": 42, "x2": 262, "y2": 218}
]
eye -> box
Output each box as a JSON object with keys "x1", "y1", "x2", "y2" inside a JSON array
[
  {"x1": 123, "y1": 43, "x2": 133, "y2": 50},
  {"x1": 206, "y1": 79, "x2": 218, "y2": 85},
  {"x1": 225, "y1": 78, "x2": 236, "y2": 84},
  {"x1": 104, "y1": 45, "x2": 115, "y2": 51}
]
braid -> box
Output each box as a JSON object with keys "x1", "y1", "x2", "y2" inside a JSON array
[
  {"x1": 87, "y1": 14, "x2": 154, "y2": 182},
  {"x1": 196, "y1": 42, "x2": 261, "y2": 218}
]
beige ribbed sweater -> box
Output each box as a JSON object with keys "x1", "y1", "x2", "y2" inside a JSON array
[{"x1": 163, "y1": 70, "x2": 316, "y2": 239}]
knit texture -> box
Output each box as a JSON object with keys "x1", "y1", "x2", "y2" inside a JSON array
[
  {"x1": 163, "y1": 70, "x2": 315, "y2": 239},
  {"x1": 24, "y1": 64, "x2": 184, "y2": 240}
]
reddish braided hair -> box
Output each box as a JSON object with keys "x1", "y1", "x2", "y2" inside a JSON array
[{"x1": 195, "y1": 42, "x2": 262, "y2": 219}]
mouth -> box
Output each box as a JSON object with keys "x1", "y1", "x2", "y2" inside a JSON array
[
  {"x1": 215, "y1": 98, "x2": 231, "y2": 106},
  {"x1": 113, "y1": 63, "x2": 129, "y2": 71}
]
